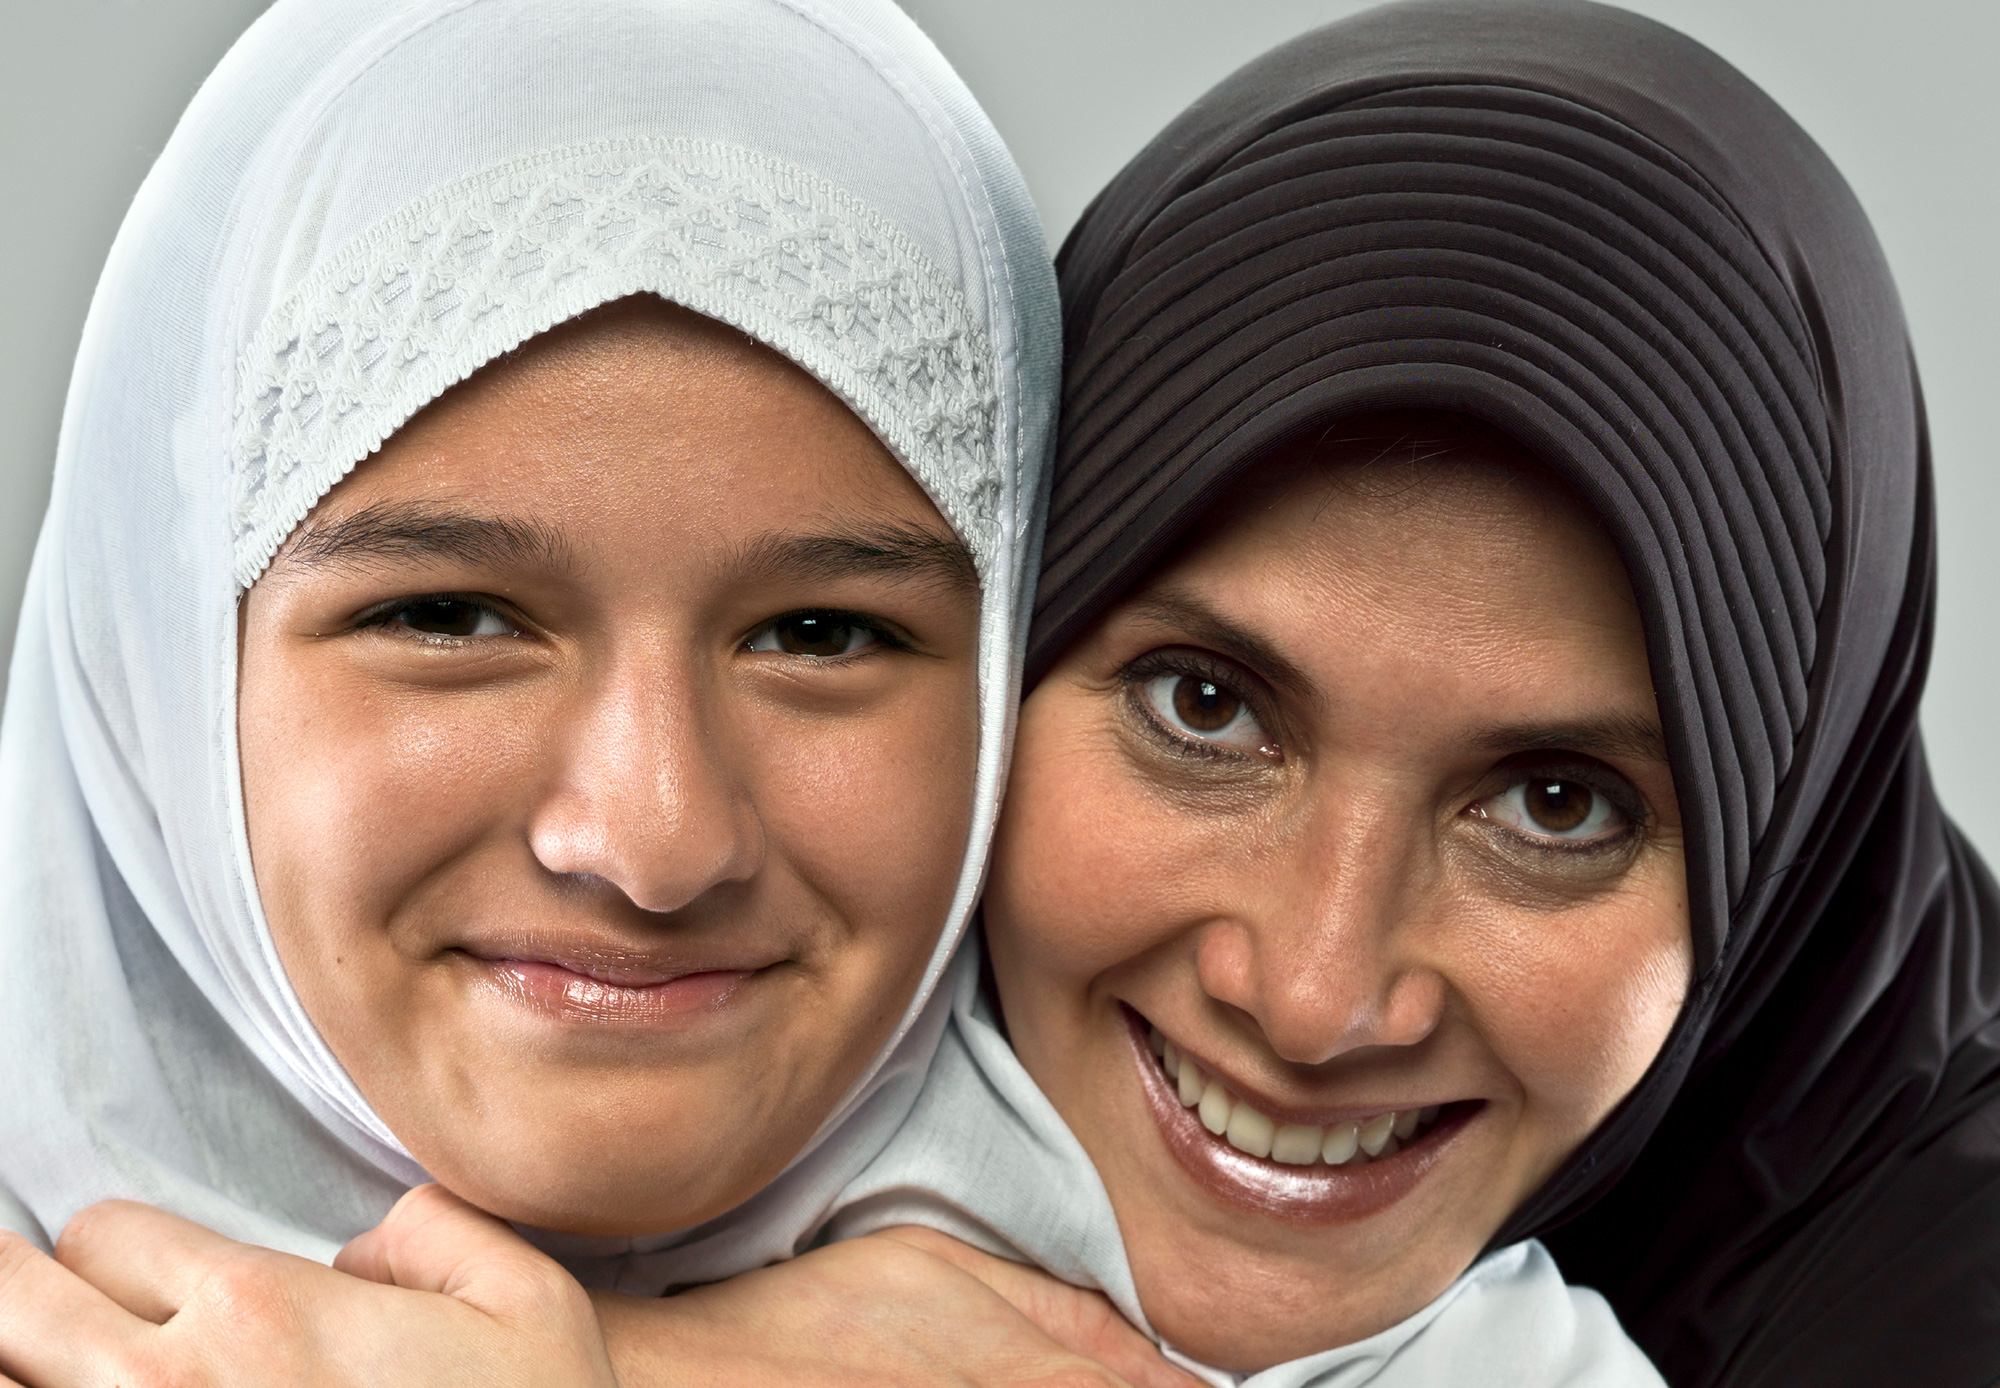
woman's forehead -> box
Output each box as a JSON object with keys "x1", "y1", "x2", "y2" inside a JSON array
[{"x1": 1117, "y1": 456, "x2": 1653, "y2": 732}]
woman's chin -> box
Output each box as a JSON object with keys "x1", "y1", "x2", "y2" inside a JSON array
[
  {"x1": 1115, "y1": 1185, "x2": 1492, "y2": 1372},
  {"x1": 1088, "y1": 1016, "x2": 1528, "y2": 1370}
]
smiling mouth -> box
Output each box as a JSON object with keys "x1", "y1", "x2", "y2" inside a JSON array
[
  {"x1": 462, "y1": 943, "x2": 777, "y2": 1030},
  {"x1": 1123, "y1": 1007, "x2": 1479, "y2": 1224}
]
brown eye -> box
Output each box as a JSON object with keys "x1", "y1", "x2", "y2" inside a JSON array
[
  {"x1": 1525, "y1": 780, "x2": 1592, "y2": 833},
  {"x1": 1137, "y1": 670, "x2": 1271, "y2": 754},
  {"x1": 1474, "y1": 775, "x2": 1627, "y2": 843},
  {"x1": 1173, "y1": 676, "x2": 1241, "y2": 732},
  {"x1": 386, "y1": 598, "x2": 510, "y2": 637},
  {"x1": 749, "y1": 612, "x2": 878, "y2": 658}
]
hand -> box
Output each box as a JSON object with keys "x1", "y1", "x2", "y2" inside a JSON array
[
  {"x1": 0, "y1": 1184, "x2": 615, "y2": 1388},
  {"x1": 596, "y1": 1226, "x2": 1203, "y2": 1388},
  {"x1": 871, "y1": 1225, "x2": 1195, "y2": 1386}
]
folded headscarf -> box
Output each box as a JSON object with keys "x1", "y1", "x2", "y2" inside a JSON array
[
  {"x1": 0, "y1": 0, "x2": 1056, "y2": 1295},
  {"x1": 1033, "y1": 1, "x2": 1998, "y2": 1383}
]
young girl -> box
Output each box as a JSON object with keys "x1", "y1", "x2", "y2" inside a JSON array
[{"x1": 0, "y1": 0, "x2": 1080, "y2": 1379}]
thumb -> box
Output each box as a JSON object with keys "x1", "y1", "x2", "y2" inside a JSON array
[{"x1": 336, "y1": 1184, "x2": 578, "y2": 1319}]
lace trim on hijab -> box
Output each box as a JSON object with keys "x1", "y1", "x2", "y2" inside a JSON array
[{"x1": 228, "y1": 137, "x2": 1000, "y2": 586}]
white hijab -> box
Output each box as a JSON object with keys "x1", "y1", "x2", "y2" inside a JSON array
[
  {"x1": 830, "y1": 948, "x2": 1669, "y2": 1387},
  {"x1": 0, "y1": 0, "x2": 1055, "y2": 1295}
]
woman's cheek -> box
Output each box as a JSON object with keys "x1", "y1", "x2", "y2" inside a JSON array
[
  {"x1": 995, "y1": 713, "x2": 1190, "y2": 981},
  {"x1": 1464, "y1": 870, "x2": 1692, "y2": 1149}
]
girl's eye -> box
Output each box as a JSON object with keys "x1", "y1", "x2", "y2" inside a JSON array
[
  {"x1": 747, "y1": 612, "x2": 882, "y2": 658},
  {"x1": 1139, "y1": 673, "x2": 1270, "y2": 752},
  {"x1": 1475, "y1": 777, "x2": 1628, "y2": 843},
  {"x1": 382, "y1": 598, "x2": 513, "y2": 638}
]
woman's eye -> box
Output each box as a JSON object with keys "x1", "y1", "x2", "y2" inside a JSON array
[
  {"x1": 747, "y1": 612, "x2": 882, "y2": 658},
  {"x1": 383, "y1": 598, "x2": 513, "y2": 638},
  {"x1": 1476, "y1": 777, "x2": 1628, "y2": 843},
  {"x1": 1139, "y1": 673, "x2": 1269, "y2": 752}
]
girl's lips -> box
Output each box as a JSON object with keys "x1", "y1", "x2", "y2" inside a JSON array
[
  {"x1": 476, "y1": 956, "x2": 761, "y2": 1028},
  {"x1": 1123, "y1": 1009, "x2": 1478, "y2": 1225}
]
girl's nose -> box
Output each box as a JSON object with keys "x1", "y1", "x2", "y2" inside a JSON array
[{"x1": 527, "y1": 646, "x2": 763, "y2": 914}]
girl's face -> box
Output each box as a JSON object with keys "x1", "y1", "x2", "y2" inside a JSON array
[
  {"x1": 985, "y1": 437, "x2": 1691, "y2": 1370},
  {"x1": 238, "y1": 299, "x2": 980, "y2": 1237}
]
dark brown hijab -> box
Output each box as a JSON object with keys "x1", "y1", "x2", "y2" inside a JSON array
[{"x1": 1036, "y1": 2, "x2": 2000, "y2": 1382}]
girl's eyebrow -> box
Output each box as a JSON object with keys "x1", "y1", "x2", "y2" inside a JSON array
[
  {"x1": 269, "y1": 506, "x2": 977, "y2": 592},
  {"x1": 729, "y1": 525, "x2": 977, "y2": 591},
  {"x1": 274, "y1": 500, "x2": 574, "y2": 575},
  {"x1": 1121, "y1": 590, "x2": 1314, "y2": 698}
]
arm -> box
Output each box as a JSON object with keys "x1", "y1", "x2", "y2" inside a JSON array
[
  {"x1": 594, "y1": 1227, "x2": 1200, "y2": 1388},
  {"x1": 0, "y1": 1187, "x2": 1196, "y2": 1388}
]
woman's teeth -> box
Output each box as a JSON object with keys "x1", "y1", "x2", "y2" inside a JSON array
[{"x1": 1150, "y1": 1026, "x2": 1441, "y2": 1166}]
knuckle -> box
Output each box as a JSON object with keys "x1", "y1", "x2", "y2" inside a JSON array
[
  {"x1": 489, "y1": 1252, "x2": 591, "y2": 1316},
  {"x1": 53, "y1": 1198, "x2": 125, "y2": 1260},
  {"x1": 190, "y1": 1249, "x2": 300, "y2": 1329},
  {"x1": 394, "y1": 1181, "x2": 462, "y2": 1223},
  {"x1": 0, "y1": 1230, "x2": 45, "y2": 1299},
  {"x1": 138, "y1": 1359, "x2": 210, "y2": 1388}
]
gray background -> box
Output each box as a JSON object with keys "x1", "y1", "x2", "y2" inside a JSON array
[{"x1": 5, "y1": 0, "x2": 1996, "y2": 843}]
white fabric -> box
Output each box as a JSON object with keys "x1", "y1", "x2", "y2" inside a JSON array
[
  {"x1": 0, "y1": 0, "x2": 1056, "y2": 1294},
  {"x1": 830, "y1": 949, "x2": 1670, "y2": 1387}
]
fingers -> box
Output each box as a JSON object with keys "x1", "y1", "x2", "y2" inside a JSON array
[
  {"x1": 337, "y1": 1184, "x2": 586, "y2": 1323},
  {"x1": 0, "y1": 1230, "x2": 152, "y2": 1388},
  {"x1": 54, "y1": 1198, "x2": 256, "y2": 1324},
  {"x1": 870, "y1": 1227, "x2": 1205, "y2": 1388},
  {"x1": 336, "y1": 1184, "x2": 521, "y2": 1294}
]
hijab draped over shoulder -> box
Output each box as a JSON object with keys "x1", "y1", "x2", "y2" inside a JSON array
[
  {"x1": 1039, "y1": 1, "x2": 2000, "y2": 1382},
  {"x1": 0, "y1": 0, "x2": 1056, "y2": 1295}
]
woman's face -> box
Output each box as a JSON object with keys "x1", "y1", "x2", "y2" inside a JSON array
[
  {"x1": 985, "y1": 438, "x2": 1691, "y2": 1369},
  {"x1": 238, "y1": 299, "x2": 979, "y2": 1237}
]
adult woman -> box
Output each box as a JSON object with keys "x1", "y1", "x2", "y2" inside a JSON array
[
  {"x1": 0, "y1": 0, "x2": 1074, "y2": 1377},
  {"x1": 842, "y1": 1, "x2": 2000, "y2": 1382}
]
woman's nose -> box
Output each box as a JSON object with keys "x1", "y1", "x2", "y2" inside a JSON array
[
  {"x1": 1194, "y1": 800, "x2": 1445, "y2": 1065},
  {"x1": 526, "y1": 648, "x2": 762, "y2": 913}
]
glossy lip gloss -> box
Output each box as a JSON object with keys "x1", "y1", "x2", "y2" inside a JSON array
[
  {"x1": 456, "y1": 935, "x2": 779, "y2": 1030},
  {"x1": 1125, "y1": 1008, "x2": 1478, "y2": 1225},
  {"x1": 479, "y1": 957, "x2": 759, "y2": 1026}
]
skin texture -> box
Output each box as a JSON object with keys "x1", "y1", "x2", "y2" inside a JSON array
[
  {"x1": 984, "y1": 425, "x2": 1693, "y2": 1370},
  {"x1": 0, "y1": 1189, "x2": 617, "y2": 1388},
  {"x1": 0, "y1": 1188, "x2": 1197, "y2": 1388},
  {"x1": 237, "y1": 296, "x2": 979, "y2": 1237}
]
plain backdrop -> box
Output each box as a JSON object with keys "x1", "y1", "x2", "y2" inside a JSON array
[{"x1": 4, "y1": 0, "x2": 1997, "y2": 846}]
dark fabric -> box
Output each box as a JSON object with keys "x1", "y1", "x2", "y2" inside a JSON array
[{"x1": 1037, "y1": 2, "x2": 2000, "y2": 1382}]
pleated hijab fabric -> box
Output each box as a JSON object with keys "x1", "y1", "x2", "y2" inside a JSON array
[
  {"x1": 0, "y1": 0, "x2": 1056, "y2": 1295},
  {"x1": 1041, "y1": 2, "x2": 2000, "y2": 1382}
]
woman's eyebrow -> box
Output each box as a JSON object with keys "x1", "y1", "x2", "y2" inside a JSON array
[
  {"x1": 1466, "y1": 715, "x2": 1668, "y2": 764},
  {"x1": 1121, "y1": 590, "x2": 1314, "y2": 697},
  {"x1": 729, "y1": 525, "x2": 978, "y2": 591},
  {"x1": 276, "y1": 500, "x2": 574, "y2": 574}
]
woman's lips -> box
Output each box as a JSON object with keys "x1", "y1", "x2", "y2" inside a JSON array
[
  {"x1": 465, "y1": 946, "x2": 770, "y2": 1028},
  {"x1": 1123, "y1": 1008, "x2": 1478, "y2": 1225}
]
